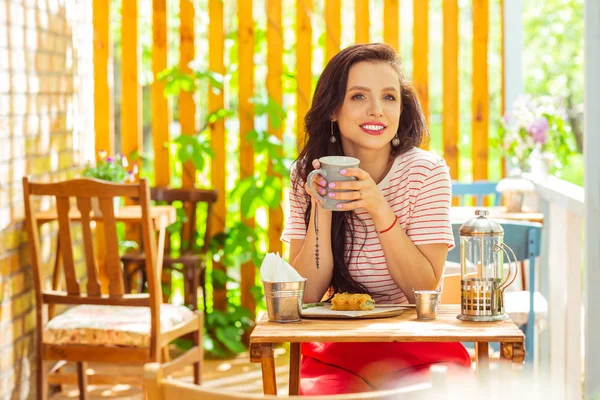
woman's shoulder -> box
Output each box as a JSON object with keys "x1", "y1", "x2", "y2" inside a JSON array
[{"x1": 394, "y1": 147, "x2": 447, "y2": 173}]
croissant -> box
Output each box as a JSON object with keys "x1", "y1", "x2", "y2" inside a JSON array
[{"x1": 331, "y1": 293, "x2": 375, "y2": 311}]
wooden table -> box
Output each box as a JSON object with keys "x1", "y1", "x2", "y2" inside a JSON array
[
  {"x1": 249, "y1": 305, "x2": 525, "y2": 395},
  {"x1": 35, "y1": 205, "x2": 176, "y2": 231},
  {"x1": 35, "y1": 205, "x2": 176, "y2": 300},
  {"x1": 450, "y1": 206, "x2": 544, "y2": 224}
]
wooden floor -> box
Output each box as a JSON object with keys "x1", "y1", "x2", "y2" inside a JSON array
[{"x1": 49, "y1": 346, "x2": 291, "y2": 399}]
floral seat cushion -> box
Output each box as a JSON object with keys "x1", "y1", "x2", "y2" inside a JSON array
[{"x1": 43, "y1": 304, "x2": 195, "y2": 347}]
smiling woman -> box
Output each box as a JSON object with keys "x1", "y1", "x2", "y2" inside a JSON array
[{"x1": 280, "y1": 43, "x2": 472, "y2": 395}]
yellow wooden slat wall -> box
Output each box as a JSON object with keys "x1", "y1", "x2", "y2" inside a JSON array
[
  {"x1": 238, "y1": 0, "x2": 256, "y2": 317},
  {"x1": 152, "y1": 0, "x2": 170, "y2": 186},
  {"x1": 296, "y1": 0, "x2": 312, "y2": 145},
  {"x1": 383, "y1": 0, "x2": 399, "y2": 52},
  {"x1": 472, "y1": 0, "x2": 488, "y2": 180},
  {"x1": 120, "y1": 0, "x2": 142, "y2": 249},
  {"x1": 413, "y1": 0, "x2": 429, "y2": 148},
  {"x1": 93, "y1": 0, "x2": 113, "y2": 155},
  {"x1": 180, "y1": 0, "x2": 196, "y2": 188},
  {"x1": 443, "y1": 0, "x2": 459, "y2": 180},
  {"x1": 209, "y1": 0, "x2": 227, "y2": 311},
  {"x1": 355, "y1": 0, "x2": 369, "y2": 44},
  {"x1": 325, "y1": 0, "x2": 341, "y2": 60},
  {"x1": 121, "y1": 0, "x2": 141, "y2": 161},
  {"x1": 267, "y1": 0, "x2": 284, "y2": 255}
]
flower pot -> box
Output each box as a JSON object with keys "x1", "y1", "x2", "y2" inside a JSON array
[{"x1": 528, "y1": 150, "x2": 554, "y2": 180}]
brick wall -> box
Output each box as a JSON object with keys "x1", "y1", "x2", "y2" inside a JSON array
[{"x1": 0, "y1": 0, "x2": 93, "y2": 398}]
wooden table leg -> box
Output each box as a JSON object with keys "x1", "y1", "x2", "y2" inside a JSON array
[
  {"x1": 501, "y1": 342, "x2": 525, "y2": 365},
  {"x1": 500, "y1": 342, "x2": 525, "y2": 386},
  {"x1": 289, "y1": 343, "x2": 301, "y2": 395},
  {"x1": 475, "y1": 341, "x2": 489, "y2": 386},
  {"x1": 250, "y1": 343, "x2": 277, "y2": 395}
]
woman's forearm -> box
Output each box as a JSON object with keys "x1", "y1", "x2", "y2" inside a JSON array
[
  {"x1": 291, "y1": 201, "x2": 335, "y2": 303},
  {"x1": 371, "y1": 206, "x2": 439, "y2": 303}
]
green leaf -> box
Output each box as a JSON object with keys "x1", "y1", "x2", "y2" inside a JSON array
[
  {"x1": 240, "y1": 186, "x2": 261, "y2": 217},
  {"x1": 177, "y1": 143, "x2": 194, "y2": 164},
  {"x1": 215, "y1": 326, "x2": 247, "y2": 354},
  {"x1": 249, "y1": 285, "x2": 264, "y2": 303},
  {"x1": 192, "y1": 144, "x2": 206, "y2": 171},
  {"x1": 212, "y1": 269, "x2": 228, "y2": 289}
]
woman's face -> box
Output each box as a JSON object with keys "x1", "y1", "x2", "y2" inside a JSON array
[{"x1": 334, "y1": 61, "x2": 401, "y2": 154}]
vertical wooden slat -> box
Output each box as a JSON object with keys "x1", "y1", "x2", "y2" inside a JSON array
[
  {"x1": 100, "y1": 198, "x2": 125, "y2": 296},
  {"x1": 93, "y1": 0, "x2": 113, "y2": 155},
  {"x1": 239, "y1": 0, "x2": 256, "y2": 317},
  {"x1": 472, "y1": 0, "x2": 489, "y2": 180},
  {"x1": 267, "y1": 0, "x2": 283, "y2": 255},
  {"x1": 180, "y1": 0, "x2": 196, "y2": 188},
  {"x1": 383, "y1": 0, "x2": 399, "y2": 52},
  {"x1": 413, "y1": 0, "x2": 429, "y2": 148},
  {"x1": 296, "y1": 0, "x2": 312, "y2": 146},
  {"x1": 152, "y1": 0, "x2": 170, "y2": 186},
  {"x1": 209, "y1": 0, "x2": 227, "y2": 311},
  {"x1": 121, "y1": 0, "x2": 141, "y2": 162},
  {"x1": 443, "y1": 0, "x2": 459, "y2": 180},
  {"x1": 56, "y1": 197, "x2": 79, "y2": 295},
  {"x1": 355, "y1": 0, "x2": 369, "y2": 44},
  {"x1": 76, "y1": 198, "x2": 101, "y2": 296},
  {"x1": 325, "y1": 0, "x2": 341, "y2": 61}
]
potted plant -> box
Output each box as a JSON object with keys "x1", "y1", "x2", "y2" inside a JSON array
[
  {"x1": 499, "y1": 95, "x2": 574, "y2": 179},
  {"x1": 82, "y1": 151, "x2": 138, "y2": 215}
]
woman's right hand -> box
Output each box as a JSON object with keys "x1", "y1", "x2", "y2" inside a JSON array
[{"x1": 304, "y1": 159, "x2": 328, "y2": 205}]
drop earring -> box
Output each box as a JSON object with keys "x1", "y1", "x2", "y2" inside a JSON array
[
  {"x1": 392, "y1": 134, "x2": 400, "y2": 147},
  {"x1": 330, "y1": 121, "x2": 337, "y2": 143}
]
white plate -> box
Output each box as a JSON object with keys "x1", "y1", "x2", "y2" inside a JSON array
[{"x1": 301, "y1": 303, "x2": 406, "y2": 319}]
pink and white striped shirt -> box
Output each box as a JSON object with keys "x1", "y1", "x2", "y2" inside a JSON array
[{"x1": 281, "y1": 147, "x2": 455, "y2": 304}]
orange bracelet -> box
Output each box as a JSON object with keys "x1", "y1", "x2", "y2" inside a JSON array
[{"x1": 378, "y1": 214, "x2": 398, "y2": 234}]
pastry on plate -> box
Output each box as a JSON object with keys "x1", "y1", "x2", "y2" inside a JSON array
[{"x1": 331, "y1": 293, "x2": 375, "y2": 311}]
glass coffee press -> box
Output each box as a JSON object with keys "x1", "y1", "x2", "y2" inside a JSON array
[{"x1": 457, "y1": 209, "x2": 518, "y2": 322}]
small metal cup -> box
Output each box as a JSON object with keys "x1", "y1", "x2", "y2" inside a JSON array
[
  {"x1": 414, "y1": 289, "x2": 440, "y2": 320},
  {"x1": 262, "y1": 279, "x2": 306, "y2": 323}
]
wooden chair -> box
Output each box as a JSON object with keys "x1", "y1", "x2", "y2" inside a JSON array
[
  {"x1": 22, "y1": 177, "x2": 203, "y2": 400},
  {"x1": 122, "y1": 187, "x2": 218, "y2": 310},
  {"x1": 451, "y1": 180, "x2": 501, "y2": 206},
  {"x1": 446, "y1": 220, "x2": 545, "y2": 364},
  {"x1": 143, "y1": 362, "x2": 447, "y2": 400}
]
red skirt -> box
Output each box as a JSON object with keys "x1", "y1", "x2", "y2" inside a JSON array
[{"x1": 300, "y1": 342, "x2": 473, "y2": 395}]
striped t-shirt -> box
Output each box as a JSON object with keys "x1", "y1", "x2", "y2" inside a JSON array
[{"x1": 281, "y1": 147, "x2": 455, "y2": 305}]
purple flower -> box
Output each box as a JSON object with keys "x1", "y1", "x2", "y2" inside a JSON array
[
  {"x1": 106, "y1": 156, "x2": 115, "y2": 162},
  {"x1": 528, "y1": 117, "x2": 549, "y2": 144}
]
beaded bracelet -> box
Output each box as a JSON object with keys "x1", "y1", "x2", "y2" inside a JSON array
[{"x1": 378, "y1": 214, "x2": 398, "y2": 235}]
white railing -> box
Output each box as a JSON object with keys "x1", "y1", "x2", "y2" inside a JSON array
[{"x1": 533, "y1": 176, "x2": 585, "y2": 399}]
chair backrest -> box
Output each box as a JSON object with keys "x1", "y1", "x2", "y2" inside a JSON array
[
  {"x1": 23, "y1": 177, "x2": 161, "y2": 312},
  {"x1": 143, "y1": 363, "x2": 442, "y2": 400},
  {"x1": 451, "y1": 180, "x2": 501, "y2": 206},
  {"x1": 447, "y1": 219, "x2": 543, "y2": 264},
  {"x1": 150, "y1": 187, "x2": 218, "y2": 253}
]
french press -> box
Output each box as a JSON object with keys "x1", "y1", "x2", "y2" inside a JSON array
[{"x1": 456, "y1": 209, "x2": 518, "y2": 322}]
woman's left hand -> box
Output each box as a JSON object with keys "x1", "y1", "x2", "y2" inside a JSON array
[{"x1": 326, "y1": 168, "x2": 386, "y2": 214}]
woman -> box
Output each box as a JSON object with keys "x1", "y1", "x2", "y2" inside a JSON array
[{"x1": 280, "y1": 43, "x2": 472, "y2": 395}]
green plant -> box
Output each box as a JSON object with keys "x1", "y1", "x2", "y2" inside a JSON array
[
  {"x1": 497, "y1": 95, "x2": 577, "y2": 173},
  {"x1": 83, "y1": 151, "x2": 138, "y2": 183}
]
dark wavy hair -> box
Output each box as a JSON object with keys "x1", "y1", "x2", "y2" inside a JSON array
[{"x1": 294, "y1": 43, "x2": 428, "y2": 296}]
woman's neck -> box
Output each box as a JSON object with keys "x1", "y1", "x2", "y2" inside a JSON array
[{"x1": 341, "y1": 144, "x2": 393, "y2": 184}]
